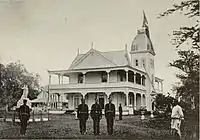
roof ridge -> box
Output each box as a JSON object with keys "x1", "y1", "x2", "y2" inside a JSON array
[{"x1": 100, "y1": 49, "x2": 126, "y2": 53}]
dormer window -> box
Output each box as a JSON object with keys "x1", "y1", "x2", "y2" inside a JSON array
[{"x1": 135, "y1": 59, "x2": 138, "y2": 66}]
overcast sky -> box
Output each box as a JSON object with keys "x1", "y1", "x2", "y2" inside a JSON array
[{"x1": 0, "y1": 0, "x2": 195, "y2": 93}]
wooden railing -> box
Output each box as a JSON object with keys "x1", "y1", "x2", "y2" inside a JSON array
[{"x1": 0, "y1": 109, "x2": 50, "y2": 123}]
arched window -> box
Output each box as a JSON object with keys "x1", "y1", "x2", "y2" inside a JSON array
[
  {"x1": 136, "y1": 45, "x2": 138, "y2": 50},
  {"x1": 142, "y1": 75, "x2": 146, "y2": 86},
  {"x1": 136, "y1": 73, "x2": 141, "y2": 84}
]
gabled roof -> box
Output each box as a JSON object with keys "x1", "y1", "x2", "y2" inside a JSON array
[{"x1": 69, "y1": 48, "x2": 131, "y2": 70}]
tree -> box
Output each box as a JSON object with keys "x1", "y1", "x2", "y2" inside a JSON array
[
  {"x1": 154, "y1": 94, "x2": 175, "y2": 114},
  {"x1": 0, "y1": 61, "x2": 41, "y2": 108},
  {"x1": 158, "y1": 0, "x2": 199, "y2": 111},
  {"x1": 158, "y1": 0, "x2": 199, "y2": 49}
]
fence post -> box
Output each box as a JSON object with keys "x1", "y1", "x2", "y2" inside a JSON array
[
  {"x1": 12, "y1": 111, "x2": 15, "y2": 123},
  {"x1": 3, "y1": 111, "x2": 7, "y2": 122},
  {"x1": 32, "y1": 111, "x2": 35, "y2": 122},
  {"x1": 47, "y1": 109, "x2": 49, "y2": 121},
  {"x1": 40, "y1": 111, "x2": 43, "y2": 122}
]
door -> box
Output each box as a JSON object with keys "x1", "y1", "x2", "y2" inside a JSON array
[{"x1": 99, "y1": 97, "x2": 104, "y2": 109}]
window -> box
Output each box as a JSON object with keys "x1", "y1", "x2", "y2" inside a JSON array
[
  {"x1": 135, "y1": 59, "x2": 138, "y2": 66},
  {"x1": 142, "y1": 75, "x2": 146, "y2": 86},
  {"x1": 65, "y1": 94, "x2": 69, "y2": 100},
  {"x1": 132, "y1": 44, "x2": 135, "y2": 51},
  {"x1": 117, "y1": 71, "x2": 125, "y2": 82},
  {"x1": 101, "y1": 72, "x2": 107, "y2": 82},
  {"x1": 78, "y1": 73, "x2": 83, "y2": 83},
  {"x1": 147, "y1": 44, "x2": 150, "y2": 50},
  {"x1": 74, "y1": 96, "x2": 80, "y2": 108},
  {"x1": 150, "y1": 59, "x2": 154, "y2": 68},
  {"x1": 142, "y1": 59, "x2": 145, "y2": 68},
  {"x1": 135, "y1": 45, "x2": 138, "y2": 51},
  {"x1": 128, "y1": 71, "x2": 134, "y2": 83},
  {"x1": 136, "y1": 73, "x2": 141, "y2": 84}
]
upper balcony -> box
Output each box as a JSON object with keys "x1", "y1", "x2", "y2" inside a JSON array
[{"x1": 48, "y1": 68, "x2": 147, "y2": 92}]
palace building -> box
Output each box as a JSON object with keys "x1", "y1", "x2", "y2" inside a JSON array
[{"x1": 45, "y1": 13, "x2": 163, "y2": 114}]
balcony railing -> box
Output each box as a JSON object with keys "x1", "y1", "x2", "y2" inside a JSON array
[{"x1": 49, "y1": 82, "x2": 146, "y2": 91}]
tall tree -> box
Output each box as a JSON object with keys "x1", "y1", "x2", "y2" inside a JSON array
[
  {"x1": 158, "y1": 0, "x2": 199, "y2": 111},
  {"x1": 0, "y1": 61, "x2": 41, "y2": 108}
]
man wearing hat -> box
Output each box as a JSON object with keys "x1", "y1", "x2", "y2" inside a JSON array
[
  {"x1": 77, "y1": 98, "x2": 89, "y2": 134},
  {"x1": 171, "y1": 99, "x2": 184, "y2": 139},
  {"x1": 19, "y1": 99, "x2": 31, "y2": 135},
  {"x1": 119, "y1": 103, "x2": 123, "y2": 120},
  {"x1": 105, "y1": 96, "x2": 115, "y2": 135},
  {"x1": 90, "y1": 97, "x2": 102, "y2": 135}
]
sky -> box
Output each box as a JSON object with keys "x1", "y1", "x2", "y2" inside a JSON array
[{"x1": 0, "y1": 0, "x2": 196, "y2": 93}]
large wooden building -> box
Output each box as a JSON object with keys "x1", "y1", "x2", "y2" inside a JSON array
[{"x1": 44, "y1": 13, "x2": 163, "y2": 114}]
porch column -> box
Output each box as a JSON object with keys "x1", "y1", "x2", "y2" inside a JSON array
[
  {"x1": 48, "y1": 74, "x2": 52, "y2": 85},
  {"x1": 61, "y1": 74, "x2": 64, "y2": 84},
  {"x1": 134, "y1": 94, "x2": 136, "y2": 110},
  {"x1": 58, "y1": 75, "x2": 61, "y2": 84},
  {"x1": 83, "y1": 72, "x2": 86, "y2": 84},
  {"x1": 106, "y1": 70, "x2": 110, "y2": 83},
  {"x1": 161, "y1": 82, "x2": 163, "y2": 91},
  {"x1": 134, "y1": 73, "x2": 136, "y2": 84},
  {"x1": 141, "y1": 94, "x2": 143, "y2": 107},
  {"x1": 126, "y1": 93, "x2": 128, "y2": 106},
  {"x1": 126, "y1": 70, "x2": 128, "y2": 82}
]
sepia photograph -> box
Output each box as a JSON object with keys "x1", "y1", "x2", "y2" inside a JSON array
[{"x1": 0, "y1": 0, "x2": 199, "y2": 139}]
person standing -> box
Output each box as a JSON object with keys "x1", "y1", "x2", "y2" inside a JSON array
[
  {"x1": 105, "y1": 97, "x2": 115, "y2": 135},
  {"x1": 171, "y1": 100, "x2": 184, "y2": 139},
  {"x1": 77, "y1": 98, "x2": 89, "y2": 134},
  {"x1": 19, "y1": 99, "x2": 31, "y2": 135},
  {"x1": 119, "y1": 103, "x2": 123, "y2": 120},
  {"x1": 90, "y1": 98, "x2": 102, "y2": 135}
]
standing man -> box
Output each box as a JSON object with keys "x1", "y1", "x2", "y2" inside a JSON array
[
  {"x1": 119, "y1": 103, "x2": 123, "y2": 120},
  {"x1": 19, "y1": 99, "x2": 31, "y2": 135},
  {"x1": 171, "y1": 99, "x2": 184, "y2": 139},
  {"x1": 77, "y1": 98, "x2": 89, "y2": 134},
  {"x1": 90, "y1": 98, "x2": 102, "y2": 135},
  {"x1": 105, "y1": 97, "x2": 115, "y2": 135}
]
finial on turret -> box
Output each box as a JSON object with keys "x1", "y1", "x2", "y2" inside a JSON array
[
  {"x1": 142, "y1": 10, "x2": 148, "y2": 28},
  {"x1": 91, "y1": 42, "x2": 94, "y2": 49},
  {"x1": 77, "y1": 48, "x2": 79, "y2": 55}
]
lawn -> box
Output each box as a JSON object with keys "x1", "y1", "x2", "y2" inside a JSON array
[{"x1": 0, "y1": 114, "x2": 178, "y2": 139}]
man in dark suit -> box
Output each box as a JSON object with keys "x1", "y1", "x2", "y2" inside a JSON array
[
  {"x1": 77, "y1": 98, "x2": 89, "y2": 134},
  {"x1": 19, "y1": 99, "x2": 31, "y2": 135},
  {"x1": 90, "y1": 98, "x2": 102, "y2": 135},
  {"x1": 119, "y1": 103, "x2": 123, "y2": 120},
  {"x1": 105, "y1": 97, "x2": 115, "y2": 135}
]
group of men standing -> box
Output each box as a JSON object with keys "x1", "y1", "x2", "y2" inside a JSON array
[{"x1": 77, "y1": 97, "x2": 119, "y2": 135}]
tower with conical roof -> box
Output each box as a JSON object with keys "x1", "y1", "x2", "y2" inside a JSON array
[{"x1": 130, "y1": 11, "x2": 156, "y2": 110}]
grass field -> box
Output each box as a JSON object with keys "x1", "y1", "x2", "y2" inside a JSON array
[{"x1": 0, "y1": 114, "x2": 186, "y2": 139}]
